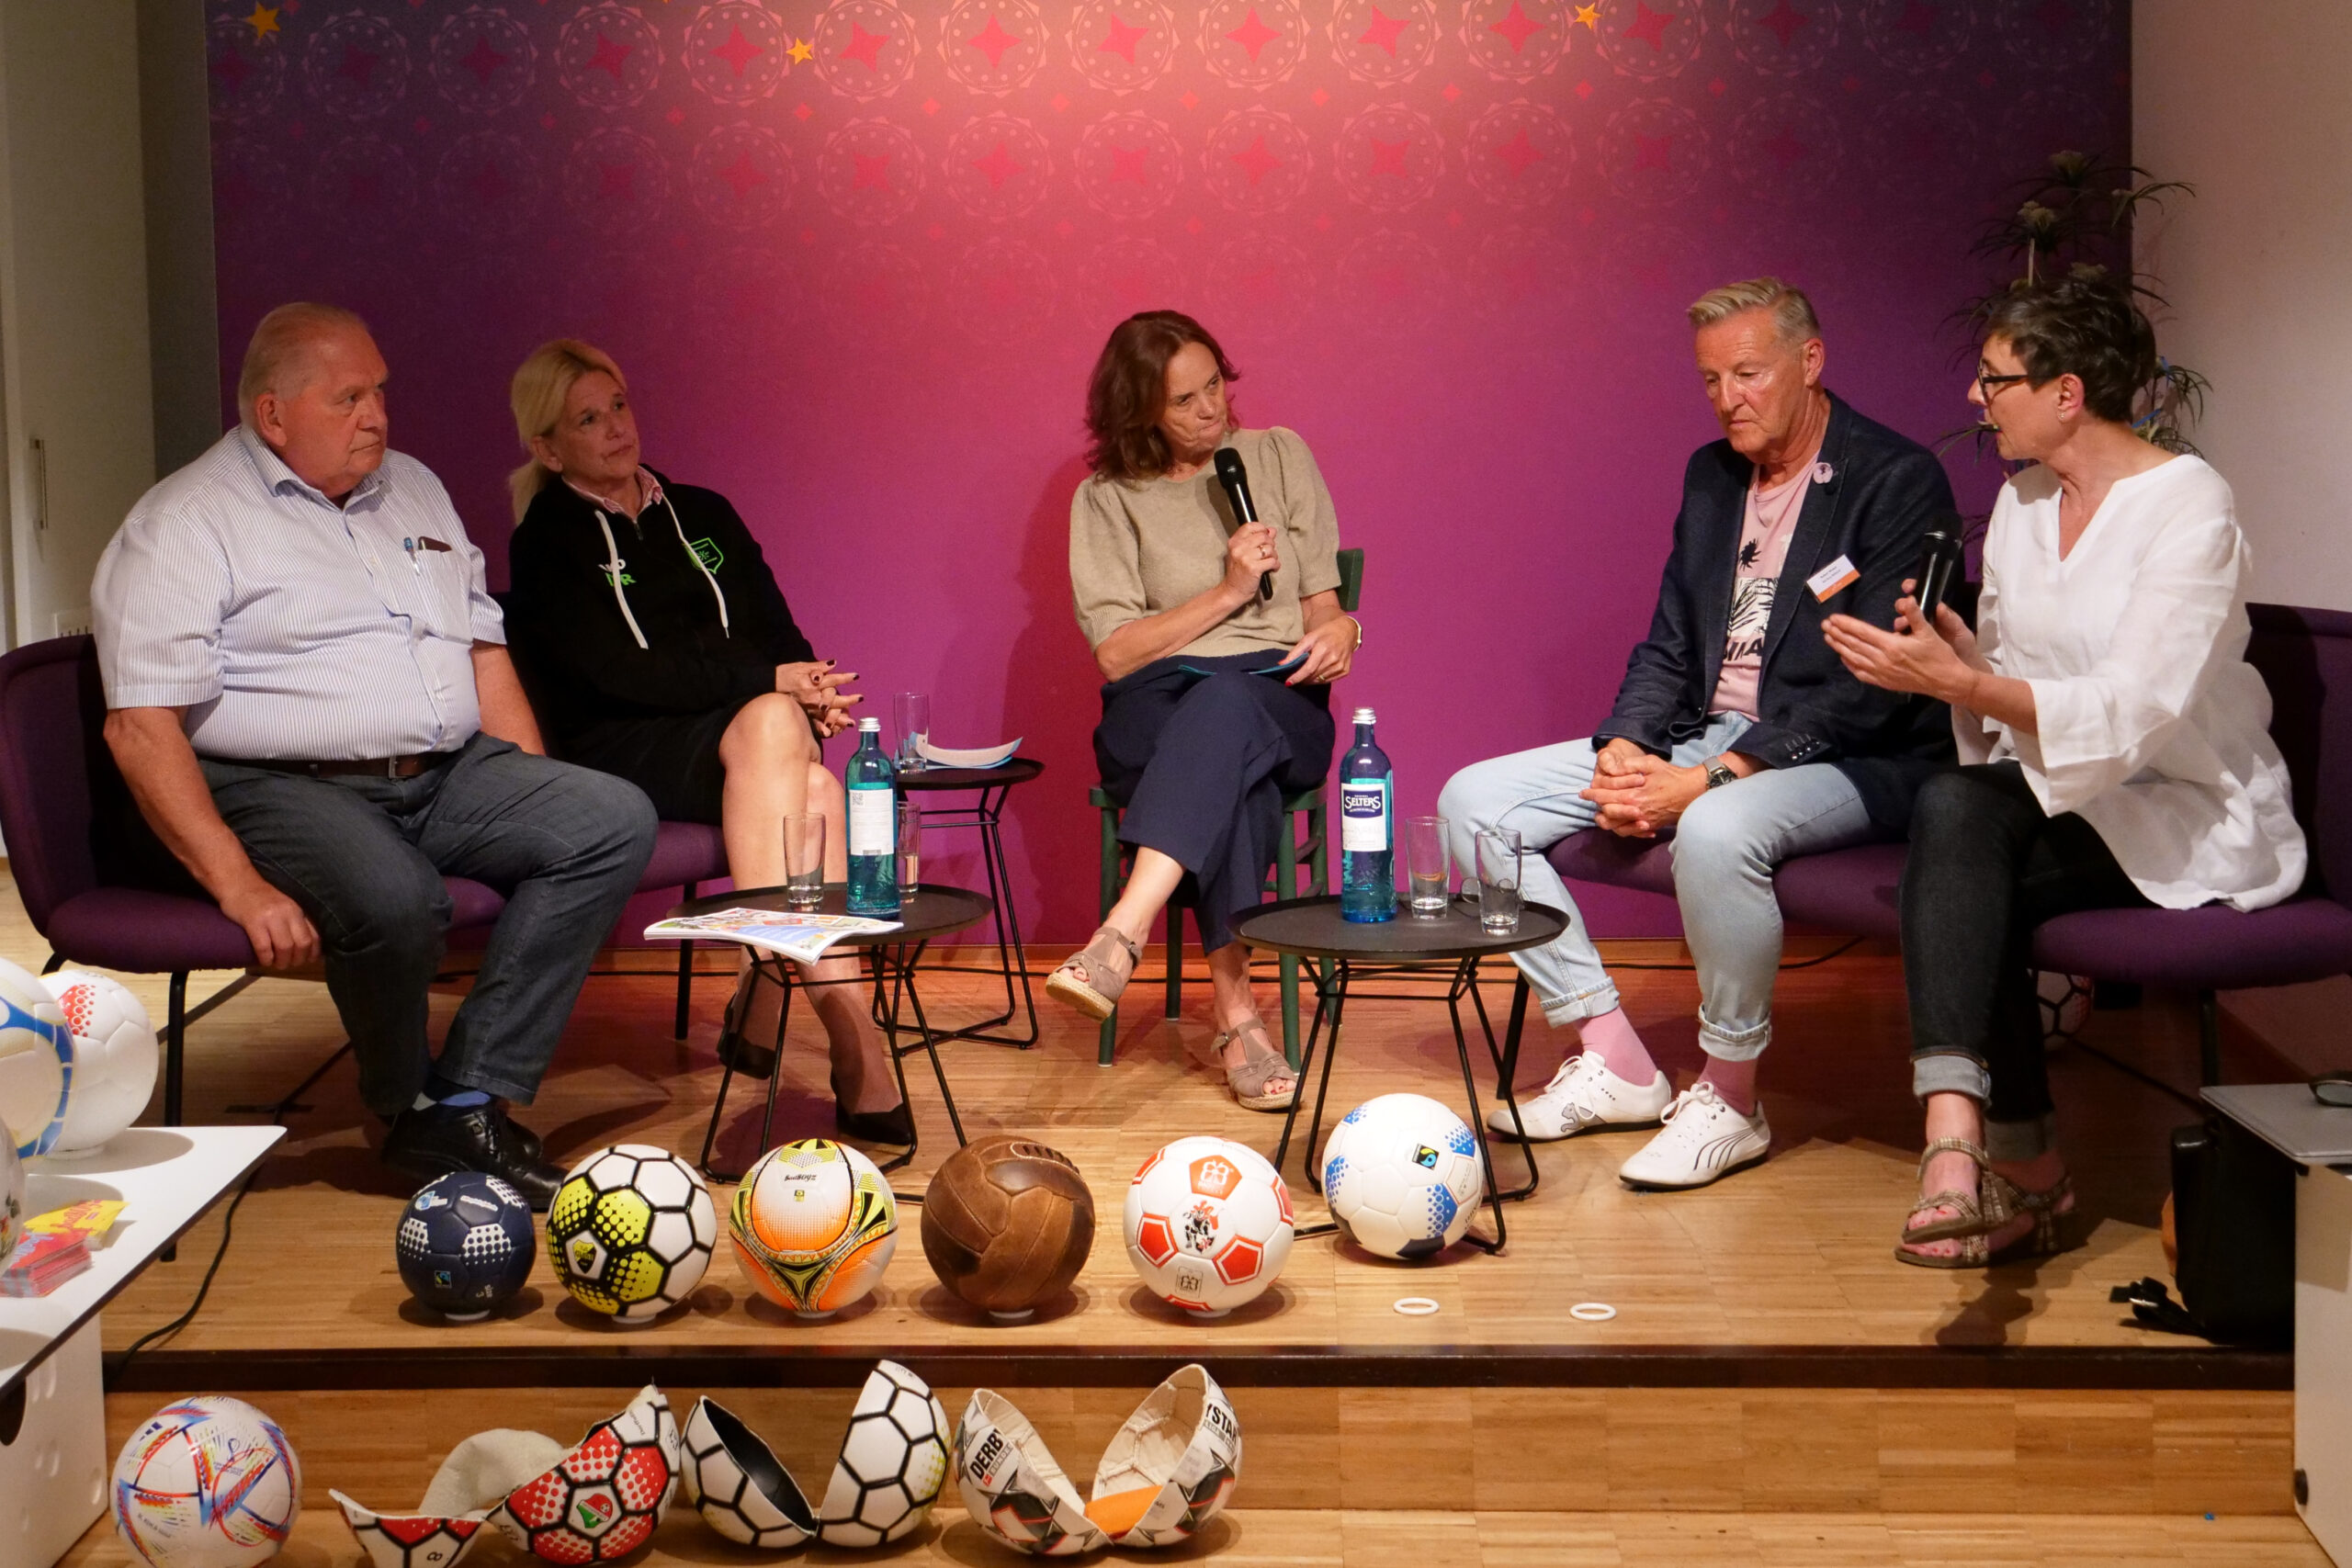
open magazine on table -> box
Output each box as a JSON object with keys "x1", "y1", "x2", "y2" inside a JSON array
[{"x1": 643, "y1": 908, "x2": 903, "y2": 964}]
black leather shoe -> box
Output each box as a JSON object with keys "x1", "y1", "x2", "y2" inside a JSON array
[
  {"x1": 716, "y1": 1027, "x2": 777, "y2": 1079},
  {"x1": 503, "y1": 1114, "x2": 545, "y2": 1164},
  {"x1": 383, "y1": 1103, "x2": 567, "y2": 1210},
  {"x1": 834, "y1": 1098, "x2": 915, "y2": 1146}
]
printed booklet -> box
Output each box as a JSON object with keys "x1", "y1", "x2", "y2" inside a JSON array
[{"x1": 643, "y1": 908, "x2": 902, "y2": 964}]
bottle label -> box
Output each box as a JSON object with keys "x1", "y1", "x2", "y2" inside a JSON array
[
  {"x1": 1340, "y1": 779, "x2": 1390, "y2": 853},
  {"x1": 849, "y1": 784, "x2": 893, "y2": 857}
]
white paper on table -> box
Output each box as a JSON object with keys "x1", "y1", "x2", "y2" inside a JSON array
[{"x1": 642, "y1": 908, "x2": 903, "y2": 964}]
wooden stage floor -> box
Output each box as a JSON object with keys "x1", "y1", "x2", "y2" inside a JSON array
[{"x1": 7, "y1": 874, "x2": 2311, "y2": 1548}]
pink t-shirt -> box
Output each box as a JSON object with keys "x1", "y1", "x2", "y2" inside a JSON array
[{"x1": 1708, "y1": 465, "x2": 1814, "y2": 720}]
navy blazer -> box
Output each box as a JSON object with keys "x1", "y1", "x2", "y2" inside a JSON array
[{"x1": 1591, "y1": 391, "x2": 1957, "y2": 833}]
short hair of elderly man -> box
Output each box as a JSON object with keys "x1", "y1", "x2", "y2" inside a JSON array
[{"x1": 88, "y1": 301, "x2": 657, "y2": 1206}]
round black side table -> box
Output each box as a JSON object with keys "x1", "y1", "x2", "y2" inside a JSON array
[
  {"x1": 1229, "y1": 893, "x2": 1569, "y2": 1254},
  {"x1": 895, "y1": 757, "x2": 1044, "y2": 1047},
  {"x1": 669, "y1": 883, "x2": 990, "y2": 1179}
]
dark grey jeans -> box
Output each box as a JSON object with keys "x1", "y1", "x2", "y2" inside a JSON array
[{"x1": 201, "y1": 733, "x2": 657, "y2": 1116}]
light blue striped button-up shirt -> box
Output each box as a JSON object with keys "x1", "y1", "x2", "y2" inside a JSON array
[{"x1": 93, "y1": 426, "x2": 505, "y2": 761}]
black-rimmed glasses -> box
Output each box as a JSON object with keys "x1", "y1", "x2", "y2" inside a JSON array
[{"x1": 1976, "y1": 369, "x2": 2031, "y2": 403}]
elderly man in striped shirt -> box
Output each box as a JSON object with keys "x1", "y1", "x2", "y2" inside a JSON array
[{"x1": 92, "y1": 303, "x2": 657, "y2": 1206}]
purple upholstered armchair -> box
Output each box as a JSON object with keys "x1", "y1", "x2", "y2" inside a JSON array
[
  {"x1": 1550, "y1": 604, "x2": 2352, "y2": 1084},
  {"x1": 0, "y1": 636, "x2": 728, "y2": 1125}
]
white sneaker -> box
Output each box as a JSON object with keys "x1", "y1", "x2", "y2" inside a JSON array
[
  {"x1": 1487, "y1": 1052, "x2": 1673, "y2": 1142},
  {"x1": 1617, "y1": 1082, "x2": 1770, "y2": 1190}
]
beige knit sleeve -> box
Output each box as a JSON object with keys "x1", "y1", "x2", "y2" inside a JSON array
[
  {"x1": 1069, "y1": 475, "x2": 1146, "y2": 651},
  {"x1": 1264, "y1": 426, "x2": 1341, "y2": 598}
]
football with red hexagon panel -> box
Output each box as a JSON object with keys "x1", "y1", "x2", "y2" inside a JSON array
[
  {"x1": 1122, "y1": 1135, "x2": 1293, "y2": 1317},
  {"x1": 489, "y1": 1385, "x2": 681, "y2": 1564}
]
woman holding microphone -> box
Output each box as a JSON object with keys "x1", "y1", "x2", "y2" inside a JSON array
[
  {"x1": 1050, "y1": 310, "x2": 1363, "y2": 1110},
  {"x1": 1825, "y1": 276, "x2": 2304, "y2": 1268}
]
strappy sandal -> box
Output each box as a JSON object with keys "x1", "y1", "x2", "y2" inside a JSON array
[
  {"x1": 1193, "y1": 1017, "x2": 1297, "y2": 1112},
  {"x1": 1046, "y1": 926, "x2": 1140, "y2": 1021},
  {"x1": 1895, "y1": 1176, "x2": 2076, "y2": 1269},
  {"x1": 1899, "y1": 1137, "x2": 2020, "y2": 1246}
]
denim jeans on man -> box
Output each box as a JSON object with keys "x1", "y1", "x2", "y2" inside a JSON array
[
  {"x1": 1437, "y1": 712, "x2": 1877, "y2": 1060},
  {"x1": 200, "y1": 732, "x2": 657, "y2": 1116}
]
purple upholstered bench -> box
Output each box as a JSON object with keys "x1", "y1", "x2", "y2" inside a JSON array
[{"x1": 1547, "y1": 603, "x2": 2352, "y2": 1084}]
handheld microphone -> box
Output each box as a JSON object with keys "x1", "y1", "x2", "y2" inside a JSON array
[
  {"x1": 1913, "y1": 514, "x2": 1965, "y2": 631},
  {"x1": 1213, "y1": 448, "x2": 1272, "y2": 602}
]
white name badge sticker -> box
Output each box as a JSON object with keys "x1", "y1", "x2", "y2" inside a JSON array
[{"x1": 1807, "y1": 554, "x2": 1860, "y2": 601}]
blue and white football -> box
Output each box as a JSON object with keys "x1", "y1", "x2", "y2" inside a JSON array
[
  {"x1": 396, "y1": 1173, "x2": 535, "y2": 1321},
  {"x1": 1319, "y1": 1093, "x2": 1484, "y2": 1259}
]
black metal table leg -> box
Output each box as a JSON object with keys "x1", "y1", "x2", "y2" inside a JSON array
[
  {"x1": 697, "y1": 956, "x2": 796, "y2": 1183},
  {"x1": 868, "y1": 939, "x2": 969, "y2": 1173},
  {"x1": 952, "y1": 786, "x2": 1039, "y2": 1045},
  {"x1": 1270, "y1": 961, "x2": 1345, "y2": 1189}
]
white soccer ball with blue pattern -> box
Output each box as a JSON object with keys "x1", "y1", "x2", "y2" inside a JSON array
[
  {"x1": 0, "y1": 954, "x2": 71, "y2": 1158},
  {"x1": 1319, "y1": 1093, "x2": 1484, "y2": 1259}
]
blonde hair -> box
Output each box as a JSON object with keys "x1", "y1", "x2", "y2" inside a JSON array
[
  {"x1": 1686, "y1": 276, "x2": 1821, "y2": 344},
  {"x1": 508, "y1": 338, "x2": 628, "y2": 522},
  {"x1": 237, "y1": 302, "x2": 370, "y2": 427}
]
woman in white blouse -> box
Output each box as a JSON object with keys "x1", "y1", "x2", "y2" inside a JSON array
[{"x1": 1825, "y1": 276, "x2": 2305, "y2": 1269}]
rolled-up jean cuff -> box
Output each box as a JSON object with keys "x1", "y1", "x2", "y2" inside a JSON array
[
  {"x1": 1985, "y1": 1114, "x2": 2057, "y2": 1163},
  {"x1": 1539, "y1": 982, "x2": 1622, "y2": 1026},
  {"x1": 1696, "y1": 1009, "x2": 1770, "y2": 1063},
  {"x1": 1911, "y1": 1049, "x2": 1991, "y2": 1105}
]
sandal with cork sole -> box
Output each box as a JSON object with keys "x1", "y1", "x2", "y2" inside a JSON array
[
  {"x1": 1192, "y1": 1016, "x2": 1297, "y2": 1112},
  {"x1": 1046, "y1": 926, "x2": 1141, "y2": 1021}
]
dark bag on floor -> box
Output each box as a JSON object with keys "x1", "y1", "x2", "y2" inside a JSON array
[{"x1": 2113, "y1": 1118, "x2": 2295, "y2": 1347}]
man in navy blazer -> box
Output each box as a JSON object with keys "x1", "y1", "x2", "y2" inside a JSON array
[{"x1": 1440, "y1": 277, "x2": 1954, "y2": 1190}]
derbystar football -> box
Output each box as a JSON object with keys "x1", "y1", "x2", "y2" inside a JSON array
[
  {"x1": 491, "y1": 1385, "x2": 680, "y2": 1564},
  {"x1": 42, "y1": 968, "x2": 158, "y2": 1156},
  {"x1": 729, "y1": 1137, "x2": 898, "y2": 1317},
  {"x1": 112, "y1": 1396, "x2": 300, "y2": 1568},
  {"x1": 546, "y1": 1145, "x2": 717, "y2": 1324},
  {"x1": 1319, "y1": 1092, "x2": 1484, "y2": 1259},
  {"x1": 396, "y1": 1172, "x2": 535, "y2": 1321},
  {"x1": 815, "y1": 1360, "x2": 952, "y2": 1547},
  {"x1": 1121, "y1": 1136, "x2": 1294, "y2": 1317}
]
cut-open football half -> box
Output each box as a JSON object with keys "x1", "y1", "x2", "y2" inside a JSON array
[
  {"x1": 955, "y1": 1363, "x2": 1242, "y2": 1555},
  {"x1": 486, "y1": 1385, "x2": 681, "y2": 1563},
  {"x1": 334, "y1": 1428, "x2": 567, "y2": 1568},
  {"x1": 681, "y1": 1397, "x2": 815, "y2": 1549}
]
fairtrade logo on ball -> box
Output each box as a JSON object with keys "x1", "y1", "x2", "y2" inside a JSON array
[{"x1": 1122, "y1": 1135, "x2": 1293, "y2": 1318}]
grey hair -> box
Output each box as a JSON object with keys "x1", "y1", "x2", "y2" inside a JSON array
[
  {"x1": 1686, "y1": 276, "x2": 1821, "y2": 344},
  {"x1": 237, "y1": 302, "x2": 371, "y2": 427}
]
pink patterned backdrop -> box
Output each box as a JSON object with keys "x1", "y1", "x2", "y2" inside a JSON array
[{"x1": 207, "y1": 0, "x2": 2127, "y2": 942}]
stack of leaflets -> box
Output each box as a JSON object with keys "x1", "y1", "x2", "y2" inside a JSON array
[
  {"x1": 643, "y1": 908, "x2": 902, "y2": 964},
  {"x1": 0, "y1": 1199, "x2": 126, "y2": 1297}
]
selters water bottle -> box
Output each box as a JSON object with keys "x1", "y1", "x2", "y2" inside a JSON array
[
  {"x1": 1338, "y1": 706, "x2": 1396, "y2": 922},
  {"x1": 846, "y1": 716, "x2": 900, "y2": 915}
]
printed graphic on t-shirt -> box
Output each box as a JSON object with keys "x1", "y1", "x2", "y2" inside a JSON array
[{"x1": 1724, "y1": 575, "x2": 1772, "y2": 666}]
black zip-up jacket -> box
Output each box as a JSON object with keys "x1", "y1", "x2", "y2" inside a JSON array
[
  {"x1": 503, "y1": 469, "x2": 815, "y2": 748},
  {"x1": 1591, "y1": 392, "x2": 1958, "y2": 833}
]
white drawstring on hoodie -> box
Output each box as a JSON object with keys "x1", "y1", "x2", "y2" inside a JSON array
[{"x1": 591, "y1": 488, "x2": 730, "y2": 650}]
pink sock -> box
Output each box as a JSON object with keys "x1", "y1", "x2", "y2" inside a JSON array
[
  {"x1": 1698, "y1": 1057, "x2": 1758, "y2": 1115},
  {"x1": 1574, "y1": 1008, "x2": 1657, "y2": 1085}
]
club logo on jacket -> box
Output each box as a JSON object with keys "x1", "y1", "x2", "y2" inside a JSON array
[{"x1": 689, "y1": 537, "x2": 725, "y2": 571}]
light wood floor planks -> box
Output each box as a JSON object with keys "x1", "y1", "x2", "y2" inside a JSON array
[{"x1": 61, "y1": 1507, "x2": 2332, "y2": 1568}]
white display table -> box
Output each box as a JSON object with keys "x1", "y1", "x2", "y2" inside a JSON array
[{"x1": 0, "y1": 1125, "x2": 283, "y2": 1568}]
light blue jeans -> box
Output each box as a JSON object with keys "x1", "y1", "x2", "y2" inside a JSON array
[{"x1": 1436, "y1": 712, "x2": 1875, "y2": 1061}]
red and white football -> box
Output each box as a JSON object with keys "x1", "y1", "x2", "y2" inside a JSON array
[
  {"x1": 1121, "y1": 1136, "x2": 1294, "y2": 1317},
  {"x1": 490, "y1": 1387, "x2": 679, "y2": 1564}
]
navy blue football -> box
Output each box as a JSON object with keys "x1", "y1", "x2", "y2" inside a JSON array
[{"x1": 395, "y1": 1172, "x2": 535, "y2": 1320}]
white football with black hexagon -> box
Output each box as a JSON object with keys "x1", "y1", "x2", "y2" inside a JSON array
[
  {"x1": 682, "y1": 1397, "x2": 813, "y2": 1548},
  {"x1": 816, "y1": 1360, "x2": 951, "y2": 1547}
]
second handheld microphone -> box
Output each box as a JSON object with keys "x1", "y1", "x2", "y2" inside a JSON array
[
  {"x1": 1213, "y1": 447, "x2": 1273, "y2": 602},
  {"x1": 1913, "y1": 514, "x2": 1965, "y2": 629}
]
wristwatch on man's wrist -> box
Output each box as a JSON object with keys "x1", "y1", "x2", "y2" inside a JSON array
[{"x1": 1702, "y1": 759, "x2": 1739, "y2": 790}]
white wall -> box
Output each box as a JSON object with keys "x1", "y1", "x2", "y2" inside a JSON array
[
  {"x1": 2135, "y1": 1, "x2": 2352, "y2": 612},
  {"x1": 0, "y1": 0, "x2": 156, "y2": 646}
]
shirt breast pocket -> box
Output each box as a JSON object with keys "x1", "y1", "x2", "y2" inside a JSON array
[{"x1": 413, "y1": 550, "x2": 475, "y2": 643}]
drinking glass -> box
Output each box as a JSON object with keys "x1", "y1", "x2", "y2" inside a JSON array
[
  {"x1": 1404, "y1": 816, "x2": 1450, "y2": 918},
  {"x1": 1475, "y1": 828, "x2": 1522, "y2": 934},
  {"x1": 894, "y1": 692, "x2": 930, "y2": 773},
  {"x1": 782, "y1": 814, "x2": 825, "y2": 909},
  {"x1": 896, "y1": 799, "x2": 922, "y2": 899}
]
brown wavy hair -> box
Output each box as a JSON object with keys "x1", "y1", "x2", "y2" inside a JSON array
[{"x1": 1083, "y1": 310, "x2": 1239, "y2": 483}]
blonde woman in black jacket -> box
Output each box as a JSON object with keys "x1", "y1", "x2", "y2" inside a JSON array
[{"x1": 503, "y1": 339, "x2": 909, "y2": 1145}]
